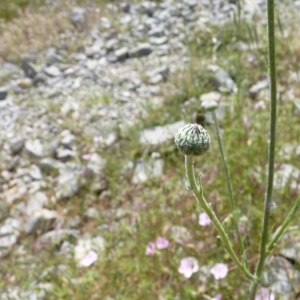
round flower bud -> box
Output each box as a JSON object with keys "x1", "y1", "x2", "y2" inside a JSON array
[
  {"x1": 201, "y1": 100, "x2": 218, "y2": 112},
  {"x1": 175, "y1": 123, "x2": 210, "y2": 156}
]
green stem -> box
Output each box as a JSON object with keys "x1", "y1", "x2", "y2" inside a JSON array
[
  {"x1": 185, "y1": 156, "x2": 254, "y2": 281},
  {"x1": 267, "y1": 195, "x2": 300, "y2": 253},
  {"x1": 249, "y1": 0, "x2": 277, "y2": 298},
  {"x1": 212, "y1": 112, "x2": 246, "y2": 262}
]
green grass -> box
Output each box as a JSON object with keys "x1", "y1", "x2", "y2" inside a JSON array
[{"x1": 1, "y1": 2, "x2": 300, "y2": 300}]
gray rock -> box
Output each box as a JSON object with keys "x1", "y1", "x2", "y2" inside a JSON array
[
  {"x1": 273, "y1": 164, "x2": 300, "y2": 190},
  {"x1": 70, "y1": 7, "x2": 86, "y2": 30},
  {"x1": 140, "y1": 121, "x2": 184, "y2": 145},
  {"x1": 263, "y1": 256, "x2": 300, "y2": 298},
  {"x1": 131, "y1": 157, "x2": 164, "y2": 184},
  {"x1": 115, "y1": 47, "x2": 129, "y2": 61},
  {"x1": 149, "y1": 36, "x2": 168, "y2": 45},
  {"x1": 86, "y1": 60, "x2": 98, "y2": 70},
  {"x1": 28, "y1": 165, "x2": 43, "y2": 180},
  {"x1": 23, "y1": 192, "x2": 48, "y2": 215},
  {"x1": 39, "y1": 229, "x2": 79, "y2": 245},
  {"x1": 0, "y1": 218, "x2": 21, "y2": 249},
  {"x1": 39, "y1": 158, "x2": 63, "y2": 174},
  {"x1": 25, "y1": 209, "x2": 60, "y2": 235},
  {"x1": 56, "y1": 167, "x2": 81, "y2": 199},
  {"x1": 86, "y1": 153, "x2": 106, "y2": 175},
  {"x1": 46, "y1": 48, "x2": 62, "y2": 66},
  {"x1": 60, "y1": 133, "x2": 76, "y2": 148},
  {"x1": 56, "y1": 147, "x2": 75, "y2": 162},
  {"x1": 16, "y1": 78, "x2": 33, "y2": 89},
  {"x1": 279, "y1": 230, "x2": 300, "y2": 263},
  {"x1": 8, "y1": 137, "x2": 24, "y2": 155},
  {"x1": 129, "y1": 43, "x2": 152, "y2": 58},
  {"x1": 140, "y1": 1, "x2": 157, "y2": 16},
  {"x1": 249, "y1": 79, "x2": 269, "y2": 99},
  {"x1": 84, "y1": 207, "x2": 100, "y2": 219},
  {"x1": 106, "y1": 39, "x2": 118, "y2": 51},
  {"x1": 44, "y1": 65, "x2": 62, "y2": 77},
  {"x1": 0, "y1": 88, "x2": 8, "y2": 101},
  {"x1": 214, "y1": 69, "x2": 237, "y2": 93},
  {"x1": 20, "y1": 61, "x2": 37, "y2": 79},
  {"x1": 25, "y1": 139, "x2": 44, "y2": 159},
  {"x1": 148, "y1": 74, "x2": 163, "y2": 84},
  {"x1": 148, "y1": 27, "x2": 165, "y2": 38}
]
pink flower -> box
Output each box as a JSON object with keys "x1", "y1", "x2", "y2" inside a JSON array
[
  {"x1": 178, "y1": 257, "x2": 199, "y2": 278},
  {"x1": 155, "y1": 237, "x2": 169, "y2": 249},
  {"x1": 82, "y1": 153, "x2": 92, "y2": 160},
  {"x1": 145, "y1": 242, "x2": 156, "y2": 256},
  {"x1": 94, "y1": 136, "x2": 103, "y2": 143},
  {"x1": 79, "y1": 250, "x2": 98, "y2": 267},
  {"x1": 199, "y1": 212, "x2": 211, "y2": 226},
  {"x1": 210, "y1": 263, "x2": 228, "y2": 280},
  {"x1": 211, "y1": 294, "x2": 222, "y2": 300},
  {"x1": 255, "y1": 287, "x2": 275, "y2": 300}
]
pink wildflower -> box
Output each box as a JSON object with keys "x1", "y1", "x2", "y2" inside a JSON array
[
  {"x1": 155, "y1": 237, "x2": 169, "y2": 249},
  {"x1": 79, "y1": 250, "x2": 98, "y2": 267},
  {"x1": 178, "y1": 257, "x2": 199, "y2": 278},
  {"x1": 82, "y1": 153, "x2": 92, "y2": 160},
  {"x1": 255, "y1": 287, "x2": 275, "y2": 300},
  {"x1": 145, "y1": 242, "x2": 156, "y2": 256},
  {"x1": 199, "y1": 212, "x2": 211, "y2": 226},
  {"x1": 210, "y1": 263, "x2": 228, "y2": 280},
  {"x1": 211, "y1": 294, "x2": 222, "y2": 300}
]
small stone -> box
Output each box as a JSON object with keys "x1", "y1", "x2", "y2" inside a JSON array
[
  {"x1": 24, "y1": 209, "x2": 60, "y2": 235},
  {"x1": 148, "y1": 27, "x2": 165, "y2": 38},
  {"x1": 60, "y1": 134, "x2": 76, "y2": 148},
  {"x1": 129, "y1": 43, "x2": 152, "y2": 58},
  {"x1": 25, "y1": 139, "x2": 44, "y2": 159},
  {"x1": 20, "y1": 61, "x2": 37, "y2": 79},
  {"x1": 106, "y1": 39, "x2": 118, "y2": 51},
  {"x1": 46, "y1": 48, "x2": 62, "y2": 66},
  {"x1": 86, "y1": 154, "x2": 106, "y2": 175},
  {"x1": 140, "y1": 121, "x2": 184, "y2": 145},
  {"x1": 9, "y1": 137, "x2": 24, "y2": 155},
  {"x1": 56, "y1": 167, "x2": 81, "y2": 199},
  {"x1": 86, "y1": 60, "x2": 98, "y2": 70},
  {"x1": 56, "y1": 148, "x2": 75, "y2": 162},
  {"x1": 0, "y1": 88, "x2": 8, "y2": 100},
  {"x1": 131, "y1": 158, "x2": 164, "y2": 184},
  {"x1": 148, "y1": 74, "x2": 163, "y2": 84},
  {"x1": 39, "y1": 158, "x2": 63, "y2": 174},
  {"x1": 149, "y1": 36, "x2": 168, "y2": 45},
  {"x1": 28, "y1": 165, "x2": 43, "y2": 180},
  {"x1": 23, "y1": 192, "x2": 48, "y2": 215},
  {"x1": 39, "y1": 229, "x2": 79, "y2": 245},
  {"x1": 115, "y1": 47, "x2": 129, "y2": 61},
  {"x1": 44, "y1": 65, "x2": 62, "y2": 77},
  {"x1": 140, "y1": 1, "x2": 157, "y2": 16},
  {"x1": 17, "y1": 78, "x2": 33, "y2": 89},
  {"x1": 214, "y1": 69, "x2": 237, "y2": 93},
  {"x1": 249, "y1": 79, "x2": 269, "y2": 99},
  {"x1": 0, "y1": 218, "x2": 21, "y2": 248},
  {"x1": 84, "y1": 207, "x2": 99, "y2": 219},
  {"x1": 70, "y1": 7, "x2": 86, "y2": 30}
]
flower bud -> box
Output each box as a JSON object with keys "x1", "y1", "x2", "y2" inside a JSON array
[
  {"x1": 174, "y1": 123, "x2": 210, "y2": 156},
  {"x1": 201, "y1": 100, "x2": 218, "y2": 112}
]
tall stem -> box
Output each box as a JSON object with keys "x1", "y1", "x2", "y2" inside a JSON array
[
  {"x1": 212, "y1": 112, "x2": 245, "y2": 262},
  {"x1": 185, "y1": 156, "x2": 254, "y2": 281},
  {"x1": 249, "y1": 0, "x2": 277, "y2": 297}
]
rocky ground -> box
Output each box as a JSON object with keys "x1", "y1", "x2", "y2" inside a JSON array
[{"x1": 1, "y1": 0, "x2": 300, "y2": 299}]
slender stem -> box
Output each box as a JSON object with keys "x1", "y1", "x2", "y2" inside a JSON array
[
  {"x1": 185, "y1": 156, "x2": 254, "y2": 281},
  {"x1": 249, "y1": 0, "x2": 277, "y2": 297},
  {"x1": 212, "y1": 112, "x2": 245, "y2": 261},
  {"x1": 267, "y1": 195, "x2": 300, "y2": 253}
]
